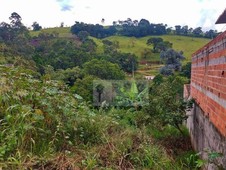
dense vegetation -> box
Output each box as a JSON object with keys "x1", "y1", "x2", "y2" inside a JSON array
[
  {"x1": 0, "y1": 12, "x2": 212, "y2": 169},
  {"x1": 0, "y1": 66, "x2": 195, "y2": 169}
]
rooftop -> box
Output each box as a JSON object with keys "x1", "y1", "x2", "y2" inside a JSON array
[{"x1": 215, "y1": 8, "x2": 226, "y2": 24}]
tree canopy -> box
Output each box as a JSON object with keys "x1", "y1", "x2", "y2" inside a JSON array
[
  {"x1": 32, "y1": 21, "x2": 42, "y2": 31},
  {"x1": 160, "y1": 48, "x2": 185, "y2": 75},
  {"x1": 83, "y1": 59, "x2": 125, "y2": 80},
  {"x1": 71, "y1": 18, "x2": 219, "y2": 39}
]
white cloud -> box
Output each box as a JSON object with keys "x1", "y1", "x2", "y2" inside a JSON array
[{"x1": 0, "y1": 0, "x2": 225, "y2": 31}]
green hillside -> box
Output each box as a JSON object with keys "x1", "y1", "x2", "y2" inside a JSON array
[
  {"x1": 30, "y1": 27, "x2": 72, "y2": 37},
  {"x1": 30, "y1": 27, "x2": 210, "y2": 62},
  {"x1": 103, "y1": 35, "x2": 210, "y2": 76},
  {"x1": 104, "y1": 35, "x2": 210, "y2": 61},
  {"x1": 29, "y1": 28, "x2": 210, "y2": 76},
  {"x1": 152, "y1": 35, "x2": 210, "y2": 61}
]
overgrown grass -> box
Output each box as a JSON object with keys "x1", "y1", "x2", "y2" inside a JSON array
[
  {"x1": 0, "y1": 66, "x2": 195, "y2": 169},
  {"x1": 89, "y1": 36, "x2": 105, "y2": 53},
  {"x1": 104, "y1": 36, "x2": 153, "y2": 59}
]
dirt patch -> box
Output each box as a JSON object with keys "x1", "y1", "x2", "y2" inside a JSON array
[{"x1": 158, "y1": 135, "x2": 192, "y2": 158}]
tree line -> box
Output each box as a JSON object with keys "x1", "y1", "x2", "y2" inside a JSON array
[{"x1": 71, "y1": 18, "x2": 219, "y2": 39}]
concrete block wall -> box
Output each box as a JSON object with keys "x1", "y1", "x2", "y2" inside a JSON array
[
  {"x1": 191, "y1": 31, "x2": 226, "y2": 137},
  {"x1": 183, "y1": 84, "x2": 190, "y2": 100},
  {"x1": 187, "y1": 104, "x2": 226, "y2": 169}
]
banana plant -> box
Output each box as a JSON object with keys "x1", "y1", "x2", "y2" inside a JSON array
[{"x1": 114, "y1": 79, "x2": 149, "y2": 108}]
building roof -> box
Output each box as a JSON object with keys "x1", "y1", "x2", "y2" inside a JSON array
[{"x1": 215, "y1": 8, "x2": 226, "y2": 24}]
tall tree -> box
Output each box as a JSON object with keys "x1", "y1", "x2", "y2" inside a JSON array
[
  {"x1": 175, "y1": 25, "x2": 181, "y2": 35},
  {"x1": 192, "y1": 27, "x2": 203, "y2": 37},
  {"x1": 9, "y1": 12, "x2": 28, "y2": 38},
  {"x1": 204, "y1": 29, "x2": 218, "y2": 39},
  {"x1": 32, "y1": 22, "x2": 42, "y2": 31},
  {"x1": 0, "y1": 22, "x2": 11, "y2": 42},
  {"x1": 156, "y1": 41, "x2": 172, "y2": 52},
  {"x1": 0, "y1": 12, "x2": 28, "y2": 43},
  {"x1": 138, "y1": 19, "x2": 150, "y2": 36},
  {"x1": 146, "y1": 37, "x2": 163, "y2": 53},
  {"x1": 147, "y1": 75, "x2": 190, "y2": 134},
  {"x1": 181, "y1": 25, "x2": 188, "y2": 35},
  {"x1": 9, "y1": 12, "x2": 23, "y2": 29},
  {"x1": 180, "y1": 62, "x2": 191, "y2": 79},
  {"x1": 77, "y1": 31, "x2": 89, "y2": 42},
  {"x1": 160, "y1": 48, "x2": 185, "y2": 75}
]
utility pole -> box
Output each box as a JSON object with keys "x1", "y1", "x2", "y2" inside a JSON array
[{"x1": 132, "y1": 61, "x2": 134, "y2": 78}]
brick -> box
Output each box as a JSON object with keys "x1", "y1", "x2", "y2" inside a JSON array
[{"x1": 190, "y1": 37, "x2": 226, "y2": 137}]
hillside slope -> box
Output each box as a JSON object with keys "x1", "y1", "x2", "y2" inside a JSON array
[
  {"x1": 30, "y1": 27, "x2": 72, "y2": 37},
  {"x1": 103, "y1": 35, "x2": 210, "y2": 61},
  {"x1": 30, "y1": 27, "x2": 210, "y2": 61},
  {"x1": 103, "y1": 35, "x2": 210, "y2": 76},
  {"x1": 30, "y1": 28, "x2": 210, "y2": 76}
]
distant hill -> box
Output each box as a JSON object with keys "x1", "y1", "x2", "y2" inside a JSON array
[
  {"x1": 91, "y1": 35, "x2": 210, "y2": 76},
  {"x1": 30, "y1": 27, "x2": 210, "y2": 76},
  {"x1": 30, "y1": 27, "x2": 210, "y2": 61},
  {"x1": 104, "y1": 35, "x2": 209, "y2": 61}
]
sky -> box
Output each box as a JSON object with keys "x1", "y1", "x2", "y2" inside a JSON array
[{"x1": 0, "y1": 0, "x2": 226, "y2": 32}]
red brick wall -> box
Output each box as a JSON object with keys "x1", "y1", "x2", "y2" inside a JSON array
[{"x1": 191, "y1": 31, "x2": 226, "y2": 137}]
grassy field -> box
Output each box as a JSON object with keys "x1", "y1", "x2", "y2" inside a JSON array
[
  {"x1": 30, "y1": 27, "x2": 71, "y2": 37},
  {"x1": 104, "y1": 35, "x2": 210, "y2": 61},
  {"x1": 104, "y1": 36, "x2": 152, "y2": 58},
  {"x1": 103, "y1": 35, "x2": 210, "y2": 76},
  {"x1": 152, "y1": 35, "x2": 210, "y2": 62}
]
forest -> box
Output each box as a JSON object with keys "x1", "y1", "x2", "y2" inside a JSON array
[{"x1": 0, "y1": 12, "x2": 215, "y2": 169}]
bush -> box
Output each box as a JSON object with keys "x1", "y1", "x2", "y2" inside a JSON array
[{"x1": 0, "y1": 66, "x2": 79, "y2": 160}]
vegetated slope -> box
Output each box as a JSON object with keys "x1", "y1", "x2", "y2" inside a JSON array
[
  {"x1": 30, "y1": 27, "x2": 210, "y2": 76},
  {"x1": 104, "y1": 35, "x2": 210, "y2": 62},
  {"x1": 0, "y1": 66, "x2": 193, "y2": 169},
  {"x1": 30, "y1": 27, "x2": 210, "y2": 62},
  {"x1": 0, "y1": 27, "x2": 198, "y2": 169},
  {"x1": 153, "y1": 35, "x2": 210, "y2": 62},
  {"x1": 103, "y1": 35, "x2": 210, "y2": 76}
]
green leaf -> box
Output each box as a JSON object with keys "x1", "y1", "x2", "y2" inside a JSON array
[
  {"x1": 195, "y1": 159, "x2": 206, "y2": 168},
  {"x1": 208, "y1": 152, "x2": 223, "y2": 160},
  {"x1": 130, "y1": 79, "x2": 138, "y2": 100}
]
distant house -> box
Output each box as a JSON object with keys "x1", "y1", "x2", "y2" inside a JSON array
[
  {"x1": 185, "y1": 8, "x2": 226, "y2": 169},
  {"x1": 144, "y1": 75, "x2": 155, "y2": 80}
]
